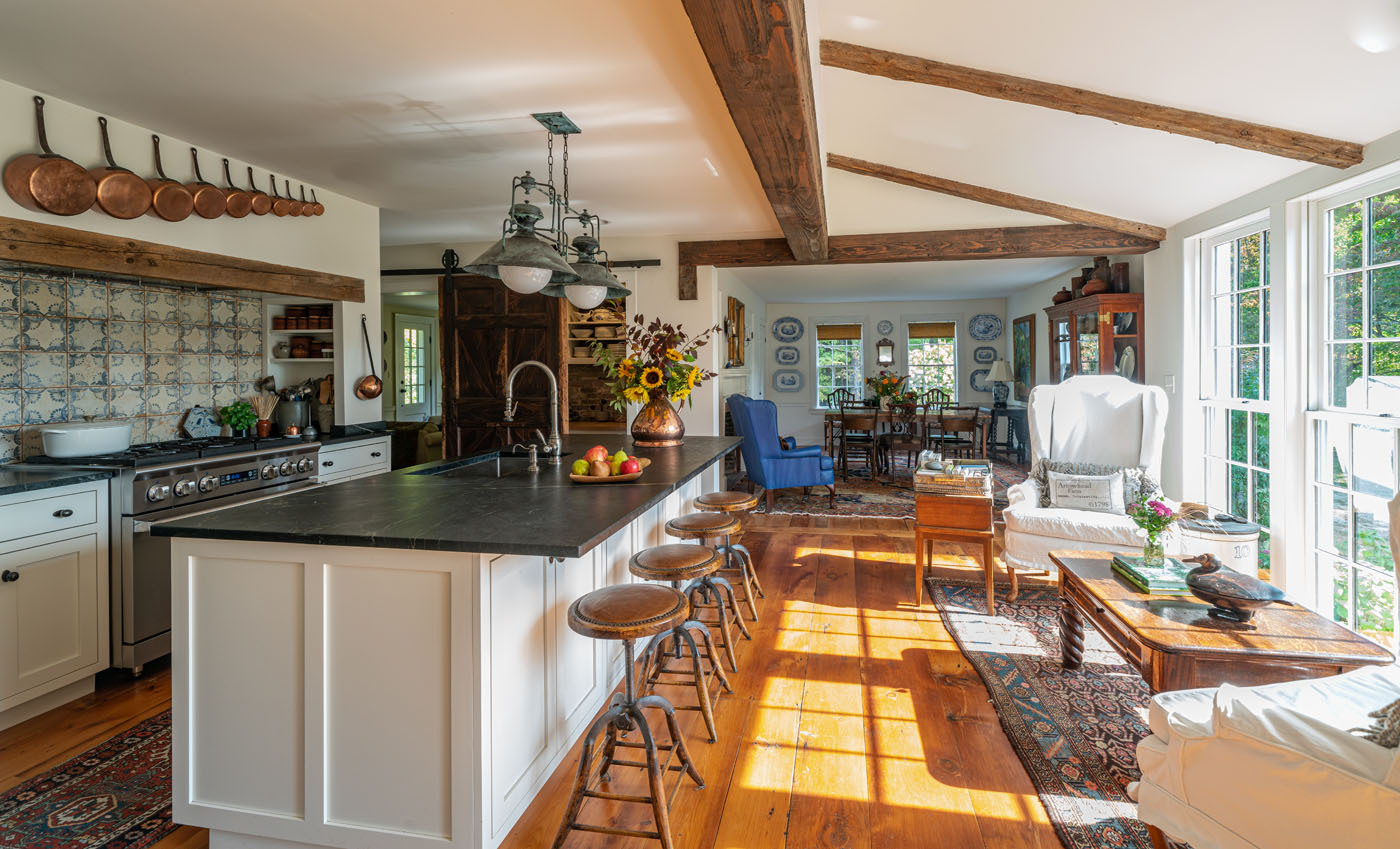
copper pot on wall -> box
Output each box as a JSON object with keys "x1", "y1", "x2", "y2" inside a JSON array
[
  {"x1": 245, "y1": 166, "x2": 272, "y2": 215},
  {"x1": 268, "y1": 174, "x2": 291, "y2": 217},
  {"x1": 186, "y1": 148, "x2": 227, "y2": 219},
  {"x1": 3, "y1": 96, "x2": 97, "y2": 216},
  {"x1": 298, "y1": 185, "x2": 314, "y2": 217},
  {"x1": 221, "y1": 158, "x2": 251, "y2": 218},
  {"x1": 308, "y1": 188, "x2": 324, "y2": 216},
  {"x1": 284, "y1": 179, "x2": 304, "y2": 216},
  {"x1": 88, "y1": 117, "x2": 152, "y2": 219},
  {"x1": 146, "y1": 135, "x2": 193, "y2": 222}
]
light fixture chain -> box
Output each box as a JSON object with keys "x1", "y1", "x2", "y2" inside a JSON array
[
  {"x1": 546, "y1": 131, "x2": 554, "y2": 192},
  {"x1": 562, "y1": 133, "x2": 570, "y2": 210}
]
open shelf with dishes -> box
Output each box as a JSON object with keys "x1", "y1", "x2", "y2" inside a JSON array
[{"x1": 565, "y1": 301, "x2": 627, "y2": 426}]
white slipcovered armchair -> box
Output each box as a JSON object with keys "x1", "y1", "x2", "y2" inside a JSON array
[
  {"x1": 1134, "y1": 494, "x2": 1400, "y2": 849},
  {"x1": 1002, "y1": 375, "x2": 1170, "y2": 573}
]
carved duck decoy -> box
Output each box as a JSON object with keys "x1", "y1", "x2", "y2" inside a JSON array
[{"x1": 1183, "y1": 553, "x2": 1291, "y2": 623}]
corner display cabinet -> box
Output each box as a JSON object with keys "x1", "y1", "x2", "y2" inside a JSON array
[{"x1": 1045, "y1": 292, "x2": 1144, "y2": 384}]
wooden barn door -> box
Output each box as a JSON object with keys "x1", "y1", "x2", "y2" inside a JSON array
[{"x1": 439, "y1": 273, "x2": 567, "y2": 458}]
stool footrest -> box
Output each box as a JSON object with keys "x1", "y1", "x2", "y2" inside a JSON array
[
  {"x1": 582, "y1": 789, "x2": 654, "y2": 804},
  {"x1": 571, "y1": 822, "x2": 663, "y2": 840}
]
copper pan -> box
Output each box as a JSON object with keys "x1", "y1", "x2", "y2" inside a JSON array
[
  {"x1": 298, "y1": 185, "x2": 314, "y2": 217},
  {"x1": 89, "y1": 117, "x2": 152, "y2": 219},
  {"x1": 186, "y1": 148, "x2": 226, "y2": 219},
  {"x1": 309, "y1": 188, "x2": 324, "y2": 216},
  {"x1": 268, "y1": 174, "x2": 291, "y2": 217},
  {"x1": 245, "y1": 166, "x2": 271, "y2": 215},
  {"x1": 284, "y1": 179, "x2": 304, "y2": 216},
  {"x1": 220, "y1": 158, "x2": 251, "y2": 218},
  {"x1": 3, "y1": 96, "x2": 97, "y2": 216},
  {"x1": 146, "y1": 135, "x2": 193, "y2": 221}
]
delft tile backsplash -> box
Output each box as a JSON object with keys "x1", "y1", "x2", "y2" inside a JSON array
[{"x1": 0, "y1": 264, "x2": 264, "y2": 462}]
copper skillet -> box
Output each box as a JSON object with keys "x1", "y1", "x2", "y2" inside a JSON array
[
  {"x1": 298, "y1": 185, "x2": 314, "y2": 217},
  {"x1": 268, "y1": 174, "x2": 291, "y2": 217},
  {"x1": 146, "y1": 135, "x2": 193, "y2": 221},
  {"x1": 308, "y1": 188, "x2": 324, "y2": 216},
  {"x1": 220, "y1": 158, "x2": 251, "y2": 218},
  {"x1": 284, "y1": 179, "x2": 304, "y2": 216},
  {"x1": 89, "y1": 117, "x2": 152, "y2": 219},
  {"x1": 245, "y1": 166, "x2": 271, "y2": 215},
  {"x1": 3, "y1": 95, "x2": 97, "y2": 216},
  {"x1": 186, "y1": 149, "x2": 226, "y2": 219}
]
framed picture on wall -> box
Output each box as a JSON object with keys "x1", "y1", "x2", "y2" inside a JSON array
[{"x1": 1012, "y1": 314, "x2": 1035, "y2": 402}]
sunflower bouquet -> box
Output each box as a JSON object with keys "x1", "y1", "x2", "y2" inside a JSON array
[{"x1": 593, "y1": 315, "x2": 720, "y2": 411}]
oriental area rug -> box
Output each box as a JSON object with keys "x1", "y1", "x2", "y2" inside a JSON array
[
  {"x1": 928, "y1": 578, "x2": 1176, "y2": 849},
  {"x1": 0, "y1": 711, "x2": 176, "y2": 849},
  {"x1": 761, "y1": 461, "x2": 1028, "y2": 518}
]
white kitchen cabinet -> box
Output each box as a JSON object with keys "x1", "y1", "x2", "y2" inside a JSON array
[{"x1": 316, "y1": 435, "x2": 391, "y2": 485}]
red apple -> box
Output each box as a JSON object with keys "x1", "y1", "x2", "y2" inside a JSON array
[
  {"x1": 589, "y1": 459, "x2": 612, "y2": 477},
  {"x1": 584, "y1": 444, "x2": 610, "y2": 463},
  {"x1": 620, "y1": 458, "x2": 641, "y2": 475}
]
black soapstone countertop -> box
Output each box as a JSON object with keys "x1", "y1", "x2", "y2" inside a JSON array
[
  {"x1": 151, "y1": 435, "x2": 740, "y2": 558},
  {"x1": 0, "y1": 465, "x2": 116, "y2": 497}
]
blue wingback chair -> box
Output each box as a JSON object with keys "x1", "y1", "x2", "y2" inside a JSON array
[{"x1": 727, "y1": 395, "x2": 835, "y2": 511}]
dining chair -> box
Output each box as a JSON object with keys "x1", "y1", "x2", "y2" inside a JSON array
[
  {"x1": 920, "y1": 387, "x2": 951, "y2": 412},
  {"x1": 824, "y1": 388, "x2": 857, "y2": 454},
  {"x1": 934, "y1": 405, "x2": 984, "y2": 459},
  {"x1": 879, "y1": 402, "x2": 926, "y2": 473},
  {"x1": 838, "y1": 401, "x2": 879, "y2": 480}
]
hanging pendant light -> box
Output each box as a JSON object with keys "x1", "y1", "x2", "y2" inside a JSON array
[
  {"x1": 463, "y1": 174, "x2": 578, "y2": 293},
  {"x1": 543, "y1": 214, "x2": 631, "y2": 309}
]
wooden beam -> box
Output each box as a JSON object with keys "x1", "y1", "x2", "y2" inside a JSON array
[
  {"x1": 820, "y1": 40, "x2": 1364, "y2": 168},
  {"x1": 682, "y1": 0, "x2": 829, "y2": 269},
  {"x1": 680, "y1": 224, "x2": 1157, "y2": 268},
  {"x1": 678, "y1": 263, "x2": 698, "y2": 301},
  {"x1": 0, "y1": 215, "x2": 364, "y2": 301},
  {"x1": 827, "y1": 153, "x2": 1166, "y2": 241}
]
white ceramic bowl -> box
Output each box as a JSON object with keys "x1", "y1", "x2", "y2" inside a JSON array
[{"x1": 40, "y1": 420, "x2": 133, "y2": 458}]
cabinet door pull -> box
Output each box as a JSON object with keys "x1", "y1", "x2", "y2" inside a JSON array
[
  {"x1": 322, "y1": 460, "x2": 334, "y2": 467},
  {"x1": 53, "y1": 508, "x2": 74, "y2": 518},
  {"x1": 1, "y1": 570, "x2": 18, "y2": 583},
  {"x1": 370, "y1": 451, "x2": 382, "y2": 458}
]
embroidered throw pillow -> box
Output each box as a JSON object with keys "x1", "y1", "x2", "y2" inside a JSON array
[
  {"x1": 1047, "y1": 470, "x2": 1126, "y2": 513},
  {"x1": 1033, "y1": 459, "x2": 1161, "y2": 511}
]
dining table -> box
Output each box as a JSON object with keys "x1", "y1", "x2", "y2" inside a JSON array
[{"x1": 824, "y1": 404, "x2": 991, "y2": 477}]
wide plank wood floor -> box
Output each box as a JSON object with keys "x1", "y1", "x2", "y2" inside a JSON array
[{"x1": 0, "y1": 514, "x2": 1057, "y2": 849}]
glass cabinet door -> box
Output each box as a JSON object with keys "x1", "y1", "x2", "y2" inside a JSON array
[
  {"x1": 1053, "y1": 317, "x2": 1073, "y2": 381},
  {"x1": 1110, "y1": 309, "x2": 1141, "y2": 380},
  {"x1": 1075, "y1": 310, "x2": 1100, "y2": 375}
]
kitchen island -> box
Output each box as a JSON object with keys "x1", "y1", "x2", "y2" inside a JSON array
[{"x1": 154, "y1": 435, "x2": 738, "y2": 849}]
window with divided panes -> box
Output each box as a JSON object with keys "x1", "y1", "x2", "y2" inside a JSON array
[
  {"x1": 906, "y1": 322, "x2": 956, "y2": 400},
  {"x1": 816, "y1": 324, "x2": 863, "y2": 408}
]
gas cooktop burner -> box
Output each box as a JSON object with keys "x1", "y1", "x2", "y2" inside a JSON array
[{"x1": 27, "y1": 436, "x2": 309, "y2": 467}]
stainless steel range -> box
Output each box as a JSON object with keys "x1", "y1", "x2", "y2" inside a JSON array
[{"x1": 26, "y1": 436, "x2": 321, "y2": 674}]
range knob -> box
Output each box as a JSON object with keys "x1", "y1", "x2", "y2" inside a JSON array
[
  {"x1": 262, "y1": 464, "x2": 278, "y2": 480},
  {"x1": 297, "y1": 457, "x2": 313, "y2": 473},
  {"x1": 145, "y1": 484, "x2": 170, "y2": 503},
  {"x1": 279, "y1": 460, "x2": 294, "y2": 476},
  {"x1": 198, "y1": 474, "x2": 218, "y2": 493},
  {"x1": 173, "y1": 479, "x2": 197, "y2": 497}
]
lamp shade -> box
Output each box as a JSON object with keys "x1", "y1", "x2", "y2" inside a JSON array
[
  {"x1": 987, "y1": 359, "x2": 1014, "y2": 382},
  {"x1": 463, "y1": 232, "x2": 579, "y2": 291},
  {"x1": 541, "y1": 256, "x2": 633, "y2": 304}
]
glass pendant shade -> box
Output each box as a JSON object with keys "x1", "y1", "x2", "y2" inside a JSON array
[
  {"x1": 542, "y1": 257, "x2": 632, "y2": 308},
  {"x1": 564, "y1": 283, "x2": 608, "y2": 309},
  {"x1": 500, "y1": 265, "x2": 553, "y2": 294}
]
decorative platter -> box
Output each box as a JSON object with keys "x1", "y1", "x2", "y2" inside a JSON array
[
  {"x1": 775, "y1": 345, "x2": 800, "y2": 365},
  {"x1": 182, "y1": 405, "x2": 221, "y2": 438},
  {"x1": 1117, "y1": 345, "x2": 1137, "y2": 379},
  {"x1": 772, "y1": 368, "x2": 804, "y2": 392},
  {"x1": 969, "y1": 314, "x2": 1003, "y2": 341},
  {"x1": 973, "y1": 346, "x2": 997, "y2": 363},
  {"x1": 771, "y1": 316, "x2": 804, "y2": 342},
  {"x1": 570, "y1": 456, "x2": 652, "y2": 484},
  {"x1": 969, "y1": 368, "x2": 991, "y2": 393},
  {"x1": 876, "y1": 319, "x2": 894, "y2": 335}
]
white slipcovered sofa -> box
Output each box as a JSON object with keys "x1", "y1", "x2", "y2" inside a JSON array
[{"x1": 1002, "y1": 375, "x2": 1171, "y2": 573}]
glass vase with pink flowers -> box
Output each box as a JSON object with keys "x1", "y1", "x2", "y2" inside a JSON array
[{"x1": 1128, "y1": 499, "x2": 1178, "y2": 567}]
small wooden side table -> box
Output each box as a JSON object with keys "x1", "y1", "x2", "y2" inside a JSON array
[{"x1": 914, "y1": 491, "x2": 1017, "y2": 612}]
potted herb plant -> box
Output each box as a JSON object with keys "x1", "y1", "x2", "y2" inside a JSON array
[{"x1": 219, "y1": 400, "x2": 257, "y2": 438}]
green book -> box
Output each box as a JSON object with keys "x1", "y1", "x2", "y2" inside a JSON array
[{"x1": 1111, "y1": 556, "x2": 1192, "y2": 594}]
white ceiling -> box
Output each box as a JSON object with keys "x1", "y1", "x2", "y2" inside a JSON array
[{"x1": 730, "y1": 256, "x2": 1085, "y2": 302}]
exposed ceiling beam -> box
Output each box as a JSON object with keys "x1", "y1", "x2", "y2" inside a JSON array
[
  {"x1": 680, "y1": 223, "x2": 1158, "y2": 269},
  {"x1": 820, "y1": 40, "x2": 1364, "y2": 168},
  {"x1": 682, "y1": 0, "x2": 829, "y2": 270},
  {"x1": 828, "y1": 153, "x2": 1166, "y2": 241}
]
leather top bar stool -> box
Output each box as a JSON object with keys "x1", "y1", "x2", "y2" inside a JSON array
[
  {"x1": 630, "y1": 543, "x2": 734, "y2": 743},
  {"x1": 693, "y1": 490, "x2": 764, "y2": 621},
  {"x1": 664, "y1": 513, "x2": 751, "y2": 659},
  {"x1": 553, "y1": 583, "x2": 703, "y2": 849}
]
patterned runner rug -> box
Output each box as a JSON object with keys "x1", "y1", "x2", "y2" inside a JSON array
[
  {"x1": 928, "y1": 578, "x2": 1165, "y2": 849},
  {"x1": 762, "y1": 462, "x2": 1028, "y2": 518},
  {"x1": 0, "y1": 711, "x2": 175, "y2": 849}
]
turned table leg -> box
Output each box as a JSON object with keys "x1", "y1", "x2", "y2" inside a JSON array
[
  {"x1": 982, "y1": 536, "x2": 996, "y2": 616},
  {"x1": 1060, "y1": 592, "x2": 1085, "y2": 670}
]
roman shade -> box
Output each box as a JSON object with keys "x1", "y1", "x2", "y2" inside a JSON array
[
  {"x1": 816, "y1": 323, "x2": 862, "y2": 340},
  {"x1": 908, "y1": 321, "x2": 955, "y2": 339}
]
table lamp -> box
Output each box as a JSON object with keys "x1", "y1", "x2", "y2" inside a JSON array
[{"x1": 987, "y1": 359, "x2": 1014, "y2": 408}]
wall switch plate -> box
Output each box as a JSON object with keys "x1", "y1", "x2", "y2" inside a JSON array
[{"x1": 1164, "y1": 374, "x2": 1176, "y2": 394}]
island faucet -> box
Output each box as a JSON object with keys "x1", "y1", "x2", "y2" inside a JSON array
[{"x1": 503, "y1": 360, "x2": 562, "y2": 463}]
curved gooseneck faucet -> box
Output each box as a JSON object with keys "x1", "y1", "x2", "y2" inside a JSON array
[{"x1": 503, "y1": 360, "x2": 562, "y2": 464}]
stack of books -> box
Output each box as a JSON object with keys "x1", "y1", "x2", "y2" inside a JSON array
[
  {"x1": 1111, "y1": 554, "x2": 1193, "y2": 595},
  {"x1": 914, "y1": 457, "x2": 992, "y2": 496}
]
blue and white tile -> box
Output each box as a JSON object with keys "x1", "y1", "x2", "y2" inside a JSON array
[
  {"x1": 180, "y1": 383, "x2": 213, "y2": 410},
  {"x1": 108, "y1": 320, "x2": 144, "y2": 354},
  {"x1": 0, "y1": 353, "x2": 18, "y2": 389},
  {"x1": 236, "y1": 356, "x2": 263, "y2": 382},
  {"x1": 67, "y1": 388, "x2": 109, "y2": 420},
  {"x1": 212, "y1": 382, "x2": 243, "y2": 409},
  {"x1": 210, "y1": 297, "x2": 236, "y2": 327},
  {"x1": 235, "y1": 298, "x2": 262, "y2": 329},
  {"x1": 147, "y1": 414, "x2": 180, "y2": 441},
  {"x1": 68, "y1": 319, "x2": 108, "y2": 352},
  {"x1": 179, "y1": 292, "x2": 209, "y2": 326},
  {"x1": 21, "y1": 316, "x2": 66, "y2": 351},
  {"x1": 22, "y1": 388, "x2": 67, "y2": 424},
  {"x1": 108, "y1": 284, "x2": 145, "y2": 321},
  {"x1": 0, "y1": 427, "x2": 17, "y2": 461},
  {"x1": 109, "y1": 386, "x2": 144, "y2": 418},
  {"x1": 21, "y1": 352, "x2": 66, "y2": 388},
  {"x1": 209, "y1": 355, "x2": 236, "y2": 384},
  {"x1": 108, "y1": 354, "x2": 144, "y2": 386},
  {"x1": 20, "y1": 277, "x2": 66, "y2": 316},
  {"x1": 0, "y1": 271, "x2": 17, "y2": 314},
  {"x1": 145, "y1": 322, "x2": 179, "y2": 353},
  {"x1": 236, "y1": 330, "x2": 262, "y2": 356},
  {"x1": 144, "y1": 383, "x2": 182, "y2": 415},
  {"x1": 145, "y1": 354, "x2": 180, "y2": 385},
  {"x1": 179, "y1": 354, "x2": 210, "y2": 385},
  {"x1": 68, "y1": 354, "x2": 109, "y2": 387},
  {"x1": 0, "y1": 315, "x2": 17, "y2": 351},
  {"x1": 67, "y1": 280, "x2": 108, "y2": 318},
  {"x1": 180, "y1": 324, "x2": 210, "y2": 354},
  {"x1": 124, "y1": 416, "x2": 148, "y2": 444},
  {"x1": 210, "y1": 326, "x2": 236, "y2": 355},
  {"x1": 0, "y1": 390, "x2": 18, "y2": 427},
  {"x1": 144, "y1": 288, "x2": 180, "y2": 323}
]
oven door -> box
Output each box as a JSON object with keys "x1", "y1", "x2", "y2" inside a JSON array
[{"x1": 116, "y1": 480, "x2": 323, "y2": 673}]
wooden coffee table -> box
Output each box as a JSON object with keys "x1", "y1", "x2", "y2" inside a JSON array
[{"x1": 1051, "y1": 551, "x2": 1395, "y2": 693}]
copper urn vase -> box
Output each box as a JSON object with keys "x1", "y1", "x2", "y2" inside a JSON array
[{"x1": 631, "y1": 394, "x2": 685, "y2": 447}]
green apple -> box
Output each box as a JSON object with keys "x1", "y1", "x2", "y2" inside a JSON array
[
  {"x1": 571, "y1": 459, "x2": 590, "y2": 475},
  {"x1": 613, "y1": 449, "x2": 629, "y2": 464}
]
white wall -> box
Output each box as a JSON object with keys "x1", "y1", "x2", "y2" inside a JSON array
[
  {"x1": 761, "y1": 297, "x2": 1008, "y2": 446},
  {"x1": 0, "y1": 78, "x2": 383, "y2": 426},
  {"x1": 715, "y1": 267, "x2": 767, "y2": 404}
]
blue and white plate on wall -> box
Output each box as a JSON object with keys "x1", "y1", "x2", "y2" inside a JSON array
[
  {"x1": 968, "y1": 314, "x2": 1003, "y2": 341},
  {"x1": 973, "y1": 346, "x2": 997, "y2": 363},
  {"x1": 876, "y1": 319, "x2": 894, "y2": 335},
  {"x1": 772, "y1": 316, "x2": 804, "y2": 342},
  {"x1": 772, "y1": 369, "x2": 804, "y2": 392},
  {"x1": 775, "y1": 345, "x2": 800, "y2": 366},
  {"x1": 969, "y1": 368, "x2": 991, "y2": 393}
]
